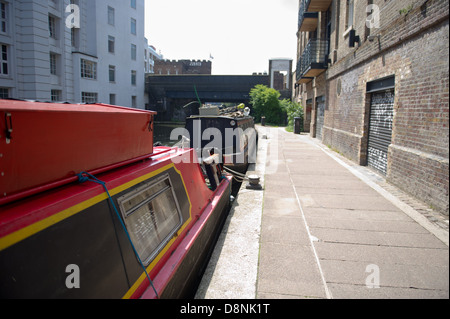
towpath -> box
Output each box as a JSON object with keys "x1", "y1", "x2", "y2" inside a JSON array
[{"x1": 196, "y1": 126, "x2": 449, "y2": 299}]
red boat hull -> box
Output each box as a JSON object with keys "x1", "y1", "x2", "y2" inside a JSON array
[
  {"x1": 0, "y1": 100, "x2": 232, "y2": 299},
  {"x1": 0, "y1": 146, "x2": 231, "y2": 298}
]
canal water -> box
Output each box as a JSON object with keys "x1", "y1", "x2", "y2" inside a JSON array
[{"x1": 153, "y1": 122, "x2": 185, "y2": 146}]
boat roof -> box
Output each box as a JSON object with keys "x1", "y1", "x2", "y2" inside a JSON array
[
  {"x1": 0, "y1": 99, "x2": 157, "y2": 205},
  {"x1": 0, "y1": 99, "x2": 156, "y2": 115},
  {"x1": 187, "y1": 115, "x2": 252, "y2": 121}
]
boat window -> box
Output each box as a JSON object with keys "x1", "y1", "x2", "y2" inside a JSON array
[{"x1": 117, "y1": 175, "x2": 183, "y2": 266}]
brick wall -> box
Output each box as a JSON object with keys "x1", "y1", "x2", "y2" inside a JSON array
[
  {"x1": 327, "y1": 0, "x2": 449, "y2": 214},
  {"x1": 154, "y1": 59, "x2": 212, "y2": 75},
  {"x1": 295, "y1": 0, "x2": 449, "y2": 214}
]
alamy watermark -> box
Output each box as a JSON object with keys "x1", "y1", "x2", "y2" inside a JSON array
[
  {"x1": 63, "y1": 4, "x2": 381, "y2": 31},
  {"x1": 167, "y1": 121, "x2": 281, "y2": 174},
  {"x1": 169, "y1": 121, "x2": 258, "y2": 165},
  {"x1": 366, "y1": 5, "x2": 381, "y2": 29},
  {"x1": 365, "y1": 264, "x2": 381, "y2": 289},
  {"x1": 65, "y1": 4, "x2": 80, "y2": 29},
  {"x1": 65, "y1": 264, "x2": 80, "y2": 289}
]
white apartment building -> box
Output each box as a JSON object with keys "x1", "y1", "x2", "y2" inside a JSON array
[
  {"x1": 0, "y1": 0, "x2": 146, "y2": 109},
  {"x1": 144, "y1": 38, "x2": 163, "y2": 75},
  {"x1": 143, "y1": 38, "x2": 162, "y2": 108}
]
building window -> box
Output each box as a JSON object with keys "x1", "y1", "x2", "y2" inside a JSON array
[
  {"x1": 50, "y1": 53, "x2": 57, "y2": 75},
  {"x1": 117, "y1": 175, "x2": 183, "y2": 266},
  {"x1": 0, "y1": 87, "x2": 9, "y2": 98},
  {"x1": 108, "y1": 36, "x2": 115, "y2": 53},
  {"x1": 131, "y1": 95, "x2": 136, "y2": 108},
  {"x1": 109, "y1": 94, "x2": 116, "y2": 105},
  {"x1": 107, "y1": 6, "x2": 115, "y2": 26},
  {"x1": 80, "y1": 59, "x2": 97, "y2": 79},
  {"x1": 51, "y1": 89, "x2": 61, "y2": 101},
  {"x1": 48, "y1": 15, "x2": 57, "y2": 39},
  {"x1": 81, "y1": 92, "x2": 98, "y2": 103},
  {"x1": 346, "y1": 0, "x2": 354, "y2": 29},
  {"x1": 131, "y1": 0, "x2": 136, "y2": 9},
  {"x1": 131, "y1": 70, "x2": 136, "y2": 85},
  {"x1": 1, "y1": 1, "x2": 8, "y2": 34},
  {"x1": 109, "y1": 65, "x2": 115, "y2": 82},
  {"x1": 1, "y1": 44, "x2": 8, "y2": 75},
  {"x1": 71, "y1": 27, "x2": 79, "y2": 48},
  {"x1": 131, "y1": 44, "x2": 136, "y2": 60},
  {"x1": 131, "y1": 18, "x2": 136, "y2": 35}
]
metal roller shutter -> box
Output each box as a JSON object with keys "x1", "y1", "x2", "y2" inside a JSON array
[
  {"x1": 367, "y1": 89, "x2": 394, "y2": 175},
  {"x1": 315, "y1": 97, "x2": 325, "y2": 140}
]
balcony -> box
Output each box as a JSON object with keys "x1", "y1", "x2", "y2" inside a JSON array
[
  {"x1": 296, "y1": 39, "x2": 329, "y2": 84},
  {"x1": 298, "y1": 0, "x2": 318, "y2": 32},
  {"x1": 307, "y1": 0, "x2": 333, "y2": 12},
  {"x1": 298, "y1": 0, "x2": 333, "y2": 32}
]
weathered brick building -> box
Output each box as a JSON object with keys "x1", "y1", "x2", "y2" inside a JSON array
[
  {"x1": 154, "y1": 59, "x2": 212, "y2": 75},
  {"x1": 293, "y1": 0, "x2": 449, "y2": 214}
]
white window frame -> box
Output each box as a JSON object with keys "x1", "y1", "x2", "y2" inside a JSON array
[
  {"x1": 48, "y1": 15, "x2": 57, "y2": 39},
  {"x1": 131, "y1": 44, "x2": 136, "y2": 60},
  {"x1": 0, "y1": 43, "x2": 8, "y2": 76},
  {"x1": 107, "y1": 6, "x2": 115, "y2": 26},
  {"x1": 51, "y1": 89, "x2": 61, "y2": 101},
  {"x1": 80, "y1": 58, "x2": 97, "y2": 80},
  {"x1": 0, "y1": 87, "x2": 9, "y2": 98},
  {"x1": 109, "y1": 65, "x2": 115, "y2": 82},
  {"x1": 81, "y1": 92, "x2": 98, "y2": 104},
  {"x1": 131, "y1": 18, "x2": 136, "y2": 35},
  {"x1": 50, "y1": 53, "x2": 57, "y2": 75},
  {"x1": 108, "y1": 35, "x2": 115, "y2": 54},
  {"x1": 131, "y1": 70, "x2": 136, "y2": 85},
  {"x1": 109, "y1": 93, "x2": 116, "y2": 105},
  {"x1": 1, "y1": 1, "x2": 8, "y2": 34}
]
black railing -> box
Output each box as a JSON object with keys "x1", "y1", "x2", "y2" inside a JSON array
[
  {"x1": 296, "y1": 38, "x2": 329, "y2": 81},
  {"x1": 298, "y1": 0, "x2": 312, "y2": 30}
]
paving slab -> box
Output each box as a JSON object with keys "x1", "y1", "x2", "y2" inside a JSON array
[
  {"x1": 256, "y1": 127, "x2": 449, "y2": 300},
  {"x1": 311, "y1": 227, "x2": 447, "y2": 248},
  {"x1": 260, "y1": 214, "x2": 309, "y2": 245},
  {"x1": 306, "y1": 216, "x2": 431, "y2": 234},
  {"x1": 321, "y1": 259, "x2": 449, "y2": 291},
  {"x1": 315, "y1": 242, "x2": 449, "y2": 266},
  {"x1": 197, "y1": 126, "x2": 449, "y2": 300},
  {"x1": 303, "y1": 207, "x2": 414, "y2": 222},
  {"x1": 257, "y1": 242, "x2": 327, "y2": 298},
  {"x1": 327, "y1": 283, "x2": 449, "y2": 299}
]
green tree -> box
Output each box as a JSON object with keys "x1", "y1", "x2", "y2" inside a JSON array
[
  {"x1": 281, "y1": 99, "x2": 304, "y2": 132},
  {"x1": 249, "y1": 85, "x2": 285, "y2": 125}
]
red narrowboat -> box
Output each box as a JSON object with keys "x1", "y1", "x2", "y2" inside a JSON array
[{"x1": 0, "y1": 99, "x2": 231, "y2": 299}]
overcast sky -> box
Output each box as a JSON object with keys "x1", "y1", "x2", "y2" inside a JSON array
[{"x1": 145, "y1": 0, "x2": 299, "y2": 75}]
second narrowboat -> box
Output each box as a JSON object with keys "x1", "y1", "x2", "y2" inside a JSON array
[{"x1": 184, "y1": 104, "x2": 258, "y2": 174}]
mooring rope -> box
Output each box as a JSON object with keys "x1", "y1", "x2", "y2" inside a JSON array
[{"x1": 77, "y1": 171, "x2": 159, "y2": 299}]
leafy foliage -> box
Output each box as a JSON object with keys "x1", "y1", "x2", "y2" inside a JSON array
[
  {"x1": 281, "y1": 99, "x2": 304, "y2": 132},
  {"x1": 249, "y1": 85, "x2": 285, "y2": 125}
]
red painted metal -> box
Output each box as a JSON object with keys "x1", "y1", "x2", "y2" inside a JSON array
[
  {"x1": 0, "y1": 148, "x2": 173, "y2": 207},
  {"x1": 0, "y1": 100, "x2": 232, "y2": 299},
  {"x1": 0, "y1": 99, "x2": 156, "y2": 201}
]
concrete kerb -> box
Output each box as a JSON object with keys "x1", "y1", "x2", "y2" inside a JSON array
[{"x1": 195, "y1": 125, "x2": 268, "y2": 299}]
